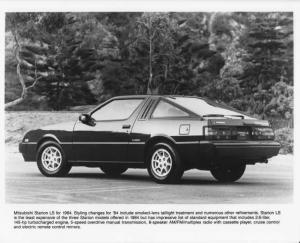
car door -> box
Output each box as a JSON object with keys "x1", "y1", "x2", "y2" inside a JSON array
[{"x1": 72, "y1": 98, "x2": 145, "y2": 162}]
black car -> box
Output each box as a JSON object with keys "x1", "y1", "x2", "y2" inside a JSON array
[{"x1": 19, "y1": 95, "x2": 280, "y2": 183}]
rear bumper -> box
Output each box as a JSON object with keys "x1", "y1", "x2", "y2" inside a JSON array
[
  {"x1": 19, "y1": 142, "x2": 36, "y2": 161},
  {"x1": 178, "y1": 140, "x2": 281, "y2": 167},
  {"x1": 212, "y1": 141, "x2": 281, "y2": 163}
]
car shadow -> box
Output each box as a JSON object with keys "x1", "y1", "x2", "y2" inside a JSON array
[
  {"x1": 65, "y1": 172, "x2": 265, "y2": 186},
  {"x1": 67, "y1": 172, "x2": 152, "y2": 182},
  {"x1": 15, "y1": 172, "x2": 278, "y2": 186}
]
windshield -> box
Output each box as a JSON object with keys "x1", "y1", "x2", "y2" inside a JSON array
[{"x1": 167, "y1": 97, "x2": 254, "y2": 119}]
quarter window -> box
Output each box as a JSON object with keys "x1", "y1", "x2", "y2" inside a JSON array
[
  {"x1": 92, "y1": 99, "x2": 143, "y2": 121},
  {"x1": 152, "y1": 100, "x2": 189, "y2": 118}
]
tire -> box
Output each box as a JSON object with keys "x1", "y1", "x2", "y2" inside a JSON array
[
  {"x1": 100, "y1": 165, "x2": 128, "y2": 177},
  {"x1": 210, "y1": 164, "x2": 246, "y2": 182},
  {"x1": 37, "y1": 141, "x2": 71, "y2": 177},
  {"x1": 147, "y1": 143, "x2": 183, "y2": 184}
]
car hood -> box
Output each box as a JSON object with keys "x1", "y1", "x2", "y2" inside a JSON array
[
  {"x1": 40, "y1": 121, "x2": 76, "y2": 132},
  {"x1": 22, "y1": 121, "x2": 76, "y2": 144}
]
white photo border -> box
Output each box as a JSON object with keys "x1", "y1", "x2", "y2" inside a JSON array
[{"x1": 0, "y1": 1, "x2": 299, "y2": 243}]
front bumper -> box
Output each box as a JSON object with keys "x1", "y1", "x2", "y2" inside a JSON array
[{"x1": 19, "y1": 142, "x2": 36, "y2": 161}]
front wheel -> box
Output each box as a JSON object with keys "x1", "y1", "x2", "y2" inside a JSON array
[
  {"x1": 147, "y1": 143, "x2": 183, "y2": 184},
  {"x1": 210, "y1": 164, "x2": 246, "y2": 182},
  {"x1": 37, "y1": 141, "x2": 71, "y2": 177},
  {"x1": 100, "y1": 165, "x2": 127, "y2": 177}
]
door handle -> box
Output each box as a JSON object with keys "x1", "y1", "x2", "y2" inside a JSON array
[{"x1": 122, "y1": 124, "x2": 131, "y2": 129}]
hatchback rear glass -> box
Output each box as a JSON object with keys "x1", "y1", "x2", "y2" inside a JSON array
[{"x1": 167, "y1": 97, "x2": 254, "y2": 119}]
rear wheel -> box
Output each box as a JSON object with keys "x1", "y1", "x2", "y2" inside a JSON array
[
  {"x1": 37, "y1": 141, "x2": 71, "y2": 177},
  {"x1": 147, "y1": 143, "x2": 183, "y2": 184},
  {"x1": 210, "y1": 164, "x2": 246, "y2": 182},
  {"x1": 100, "y1": 165, "x2": 127, "y2": 177}
]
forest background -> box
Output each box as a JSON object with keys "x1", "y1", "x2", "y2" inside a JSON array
[{"x1": 4, "y1": 12, "x2": 293, "y2": 153}]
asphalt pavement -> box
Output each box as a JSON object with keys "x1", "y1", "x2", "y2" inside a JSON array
[{"x1": 5, "y1": 146, "x2": 293, "y2": 204}]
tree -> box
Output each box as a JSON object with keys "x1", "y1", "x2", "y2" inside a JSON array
[
  {"x1": 92, "y1": 13, "x2": 142, "y2": 99},
  {"x1": 129, "y1": 13, "x2": 179, "y2": 94},
  {"x1": 5, "y1": 12, "x2": 293, "y2": 119},
  {"x1": 5, "y1": 13, "x2": 42, "y2": 109},
  {"x1": 240, "y1": 12, "x2": 293, "y2": 117},
  {"x1": 265, "y1": 81, "x2": 293, "y2": 119},
  {"x1": 36, "y1": 13, "x2": 100, "y2": 109},
  {"x1": 5, "y1": 13, "x2": 105, "y2": 110}
]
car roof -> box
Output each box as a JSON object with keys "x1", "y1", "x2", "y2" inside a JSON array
[{"x1": 111, "y1": 95, "x2": 252, "y2": 118}]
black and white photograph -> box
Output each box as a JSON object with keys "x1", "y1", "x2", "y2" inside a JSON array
[
  {"x1": 4, "y1": 11, "x2": 294, "y2": 204},
  {"x1": 1, "y1": 1, "x2": 300, "y2": 243}
]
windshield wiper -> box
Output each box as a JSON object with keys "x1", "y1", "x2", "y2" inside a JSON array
[{"x1": 202, "y1": 114, "x2": 244, "y2": 119}]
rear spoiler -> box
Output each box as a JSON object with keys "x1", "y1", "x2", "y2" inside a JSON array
[{"x1": 207, "y1": 119, "x2": 270, "y2": 127}]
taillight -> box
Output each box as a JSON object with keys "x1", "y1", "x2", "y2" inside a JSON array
[
  {"x1": 252, "y1": 127, "x2": 274, "y2": 140},
  {"x1": 204, "y1": 126, "x2": 274, "y2": 140},
  {"x1": 204, "y1": 127, "x2": 232, "y2": 140}
]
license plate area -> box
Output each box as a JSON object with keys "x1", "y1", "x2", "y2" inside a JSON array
[{"x1": 231, "y1": 127, "x2": 251, "y2": 140}]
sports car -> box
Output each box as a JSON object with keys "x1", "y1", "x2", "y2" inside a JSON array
[{"x1": 19, "y1": 95, "x2": 281, "y2": 183}]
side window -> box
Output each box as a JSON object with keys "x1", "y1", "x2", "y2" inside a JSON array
[
  {"x1": 92, "y1": 99, "x2": 143, "y2": 121},
  {"x1": 151, "y1": 100, "x2": 189, "y2": 118}
]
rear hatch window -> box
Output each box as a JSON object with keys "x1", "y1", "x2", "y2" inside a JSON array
[{"x1": 167, "y1": 97, "x2": 254, "y2": 120}]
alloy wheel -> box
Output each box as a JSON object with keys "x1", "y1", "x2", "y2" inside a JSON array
[
  {"x1": 151, "y1": 148, "x2": 172, "y2": 178},
  {"x1": 41, "y1": 146, "x2": 62, "y2": 172}
]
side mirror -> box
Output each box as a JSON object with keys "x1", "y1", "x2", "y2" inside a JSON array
[{"x1": 79, "y1": 114, "x2": 95, "y2": 126}]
